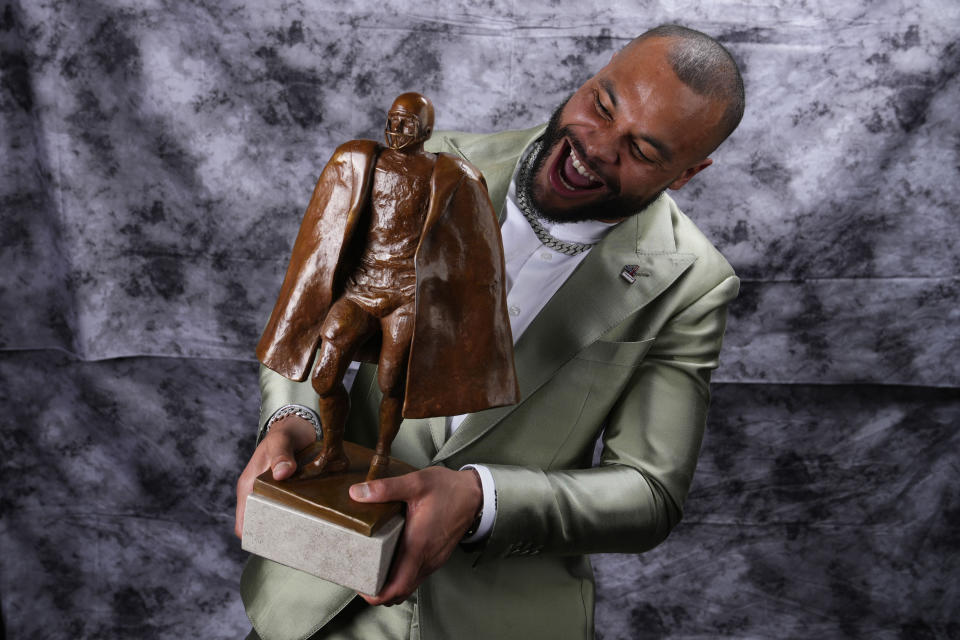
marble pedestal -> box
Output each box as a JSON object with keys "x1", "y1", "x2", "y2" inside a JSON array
[
  {"x1": 242, "y1": 493, "x2": 403, "y2": 595},
  {"x1": 241, "y1": 441, "x2": 414, "y2": 595}
]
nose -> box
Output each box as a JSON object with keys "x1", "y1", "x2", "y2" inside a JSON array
[{"x1": 579, "y1": 124, "x2": 619, "y2": 166}]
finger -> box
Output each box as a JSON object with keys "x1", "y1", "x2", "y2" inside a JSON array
[
  {"x1": 360, "y1": 534, "x2": 423, "y2": 605},
  {"x1": 263, "y1": 431, "x2": 298, "y2": 481},
  {"x1": 235, "y1": 464, "x2": 259, "y2": 539},
  {"x1": 270, "y1": 458, "x2": 295, "y2": 480},
  {"x1": 369, "y1": 563, "x2": 420, "y2": 605},
  {"x1": 234, "y1": 482, "x2": 246, "y2": 539},
  {"x1": 234, "y1": 430, "x2": 298, "y2": 537},
  {"x1": 357, "y1": 591, "x2": 407, "y2": 606},
  {"x1": 234, "y1": 452, "x2": 263, "y2": 538},
  {"x1": 349, "y1": 472, "x2": 421, "y2": 503},
  {"x1": 262, "y1": 416, "x2": 317, "y2": 480},
  {"x1": 357, "y1": 536, "x2": 408, "y2": 605}
]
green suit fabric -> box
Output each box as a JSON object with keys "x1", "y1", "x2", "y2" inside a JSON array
[{"x1": 242, "y1": 125, "x2": 740, "y2": 640}]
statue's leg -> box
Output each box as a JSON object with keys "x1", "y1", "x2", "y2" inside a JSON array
[
  {"x1": 302, "y1": 298, "x2": 376, "y2": 478},
  {"x1": 367, "y1": 303, "x2": 415, "y2": 481}
]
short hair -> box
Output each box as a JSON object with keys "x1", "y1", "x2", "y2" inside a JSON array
[{"x1": 633, "y1": 24, "x2": 745, "y2": 145}]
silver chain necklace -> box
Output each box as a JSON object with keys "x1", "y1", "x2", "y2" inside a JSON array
[{"x1": 515, "y1": 141, "x2": 596, "y2": 257}]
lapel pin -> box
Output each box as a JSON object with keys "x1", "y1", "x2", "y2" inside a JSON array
[{"x1": 620, "y1": 264, "x2": 648, "y2": 284}]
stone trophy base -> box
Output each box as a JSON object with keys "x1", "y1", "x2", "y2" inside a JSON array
[{"x1": 241, "y1": 441, "x2": 417, "y2": 596}]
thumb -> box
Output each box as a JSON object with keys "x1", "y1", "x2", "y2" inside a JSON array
[
  {"x1": 270, "y1": 455, "x2": 296, "y2": 481},
  {"x1": 264, "y1": 433, "x2": 298, "y2": 481},
  {"x1": 350, "y1": 474, "x2": 413, "y2": 503}
]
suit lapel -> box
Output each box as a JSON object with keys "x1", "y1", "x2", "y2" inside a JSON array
[
  {"x1": 438, "y1": 126, "x2": 545, "y2": 223},
  {"x1": 434, "y1": 194, "x2": 696, "y2": 463}
]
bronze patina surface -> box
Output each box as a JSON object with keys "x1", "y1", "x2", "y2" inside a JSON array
[
  {"x1": 256, "y1": 92, "x2": 519, "y2": 480},
  {"x1": 252, "y1": 441, "x2": 418, "y2": 536}
]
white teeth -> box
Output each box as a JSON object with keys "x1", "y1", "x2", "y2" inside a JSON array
[{"x1": 569, "y1": 148, "x2": 600, "y2": 182}]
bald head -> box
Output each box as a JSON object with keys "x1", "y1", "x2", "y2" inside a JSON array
[
  {"x1": 529, "y1": 28, "x2": 742, "y2": 222},
  {"x1": 628, "y1": 25, "x2": 745, "y2": 146}
]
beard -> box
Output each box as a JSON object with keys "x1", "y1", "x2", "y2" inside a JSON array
[{"x1": 520, "y1": 97, "x2": 664, "y2": 224}]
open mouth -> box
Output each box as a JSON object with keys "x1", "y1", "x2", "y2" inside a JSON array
[{"x1": 547, "y1": 139, "x2": 605, "y2": 198}]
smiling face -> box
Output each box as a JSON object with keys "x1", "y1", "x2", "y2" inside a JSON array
[{"x1": 529, "y1": 37, "x2": 728, "y2": 223}]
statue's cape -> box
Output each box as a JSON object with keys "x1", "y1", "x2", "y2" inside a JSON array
[{"x1": 256, "y1": 140, "x2": 519, "y2": 418}]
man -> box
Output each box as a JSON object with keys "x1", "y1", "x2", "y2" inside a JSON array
[
  {"x1": 236, "y1": 24, "x2": 745, "y2": 640},
  {"x1": 254, "y1": 92, "x2": 518, "y2": 482}
]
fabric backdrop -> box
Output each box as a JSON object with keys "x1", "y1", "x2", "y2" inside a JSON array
[{"x1": 1, "y1": 0, "x2": 957, "y2": 637}]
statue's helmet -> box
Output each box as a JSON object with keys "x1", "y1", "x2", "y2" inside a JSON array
[{"x1": 384, "y1": 92, "x2": 434, "y2": 150}]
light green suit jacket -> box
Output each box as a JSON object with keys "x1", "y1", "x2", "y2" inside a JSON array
[{"x1": 242, "y1": 126, "x2": 740, "y2": 639}]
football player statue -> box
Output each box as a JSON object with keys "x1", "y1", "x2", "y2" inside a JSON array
[{"x1": 256, "y1": 92, "x2": 519, "y2": 481}]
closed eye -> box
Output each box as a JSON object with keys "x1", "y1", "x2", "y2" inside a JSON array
[
  {"x1": 632, "y1": 142, "x2": 653, "y2": 163},
  {"x1": 593, "y1": 91, "x2": 612, "y2": 120}
]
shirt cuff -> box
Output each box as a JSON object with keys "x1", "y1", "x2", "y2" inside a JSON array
[{"x1": 459, "y1": 463, "x2": 497, "y2": 544}]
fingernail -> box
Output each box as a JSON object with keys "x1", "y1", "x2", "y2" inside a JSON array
[
  {"x1": 273, "y1": 461, "x2": 292, "y2": 475},
  {"x1": 350, "y1": 483, "x2": 370, "y2": 500}
]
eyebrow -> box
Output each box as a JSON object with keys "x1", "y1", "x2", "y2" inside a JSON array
[{"x1": 599, "y1": 78, "x2": 674, "y2": 164}]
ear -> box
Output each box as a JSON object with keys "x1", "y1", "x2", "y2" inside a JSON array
[{"x1": 668, "y1": 158, "x2": 713, "y2": 190}]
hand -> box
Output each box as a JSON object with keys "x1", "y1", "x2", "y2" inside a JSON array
[
  {"x1": 234, "y1": 416, "x2": 317, "y2": 538},
  {"x1": 349, "y1": 466, "x2": 483, "y2": 606}
]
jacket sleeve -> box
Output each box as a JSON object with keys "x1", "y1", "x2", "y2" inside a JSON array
[
  {"x1": 478, "y1": 274, "x2": 740, "y2": 559},
  {"x1": 256, "y1": 363, "x2": 321, "y2": 443}
]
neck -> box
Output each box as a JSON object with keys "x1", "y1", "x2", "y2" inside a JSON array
[{"x1": 388, "y1": 141, "x2": 425, "y2": 155}]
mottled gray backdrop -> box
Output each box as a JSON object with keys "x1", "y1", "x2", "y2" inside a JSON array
[{"x1": 1, "y1": 0, "x2": 957, "y2": 638}]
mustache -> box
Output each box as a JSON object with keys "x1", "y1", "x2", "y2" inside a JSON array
[{"x1": 552, "y1": 125, "x2": 621, "y2": 196}]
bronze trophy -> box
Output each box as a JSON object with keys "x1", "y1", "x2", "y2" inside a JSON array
[{"x1": 241, "y1": 93, "x2": 519, "y2": 594}]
